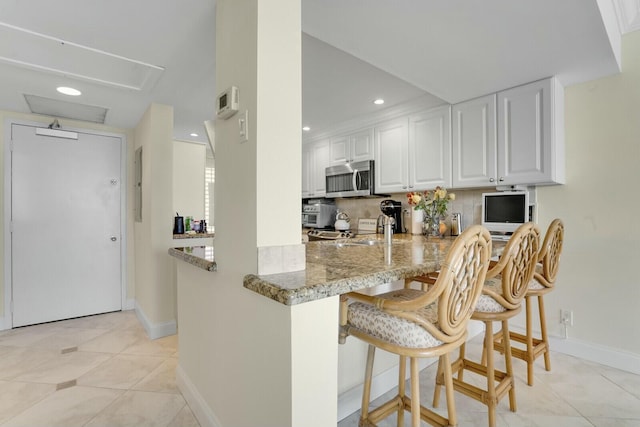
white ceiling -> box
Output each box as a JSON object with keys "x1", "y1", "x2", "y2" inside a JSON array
[{"x1": 0, "y1": 1, "x2": 636, "y2": 143}]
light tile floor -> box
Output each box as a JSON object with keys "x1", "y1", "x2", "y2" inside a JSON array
[
  {"x1": 338, "y1": 335, "x2": 640, "y2": 427},
  {"x1": 0, "y1": 310, "x2": 199, "y2": 427},
  {"x1": 2, "y1": 311, "x2": 639, "y2": 427}
]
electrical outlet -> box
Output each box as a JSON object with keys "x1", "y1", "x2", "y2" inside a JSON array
[{"x1": 560, "y1": 309, "x2": 574, "y2": 326}]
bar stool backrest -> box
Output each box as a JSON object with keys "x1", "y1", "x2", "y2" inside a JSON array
[
  {"x1": 498, "y1": 222, "x2": 540, "y2": 306},
  {"x1": 436, "y1": 225, "x2": 492, "y2": 337},
  {"x1": 537, "y1": 219, "x2": 564, "y2": 287}
]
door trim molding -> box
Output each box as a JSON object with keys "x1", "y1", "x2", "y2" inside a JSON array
[{"x1": 2, "y1": 118, "x2": 128, "y2": 330}]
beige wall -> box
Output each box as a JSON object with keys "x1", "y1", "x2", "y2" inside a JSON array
[
  {"x1": 173, "y1": 140, "x2": 206, "y2": 221},
  {"x1": 133, "y1": 103, "x2": 175, "y2": 332},
  {"x1": 0, "y1": 111, "x2": 135, "y2": 326},
  {"x1": 177, "y1": 1, "x2": 337, "y2": 426},
  {"x1": 336, "y1": 31, "x2": 640, "y2": 360},
  {"x1": 529, "y1": 30, "x2": 640, "y2": 355}
]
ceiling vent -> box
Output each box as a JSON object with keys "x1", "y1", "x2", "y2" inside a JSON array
[
  {"x1": 0, "y1": 22, "x2": 164, "y2": 91},
  {"x1": 24, "y1": 94, "x2": 108, "y2": 124}
]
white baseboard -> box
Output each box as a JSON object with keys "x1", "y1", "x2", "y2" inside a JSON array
[
  {"x1": 134, "y1": 302, "x2": 176, "y2": 340},
  {"x1": 488, "y1": 324, "x2": 640, "y2": 376},
  {"x1": 123, "y1": 298, "x2": 135, "y2": 311},
  {"x1": 508, "y1": 325, "x2": 640, "y2": 376},
  {"x1": 338, "y1": 356, "x2": 436, "y2": 421},
  {"x1": 0, "y1": 314, "x2": 7, "y2": 331},
  {"x1": 176, "y1": 364, "x2": 222, "y2": 427},
  {"x1": 337, "y1": 321, "x2": 484, "y2": 421}
]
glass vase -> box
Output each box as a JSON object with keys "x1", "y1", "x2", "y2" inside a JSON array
[{"x1": 424, "y1": 213, "x2": 444, "y2": 238}]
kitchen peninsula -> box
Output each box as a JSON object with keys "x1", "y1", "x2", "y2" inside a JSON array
[
  {"x1": 170, "y1": 234, "x2": 504, "y2": 425},
  {"x1": 244, "y1": 234, "x2": 458, "y2": 305},
  {"x1": 170, "y1": 234, "x2": 473, "y2": 304}
]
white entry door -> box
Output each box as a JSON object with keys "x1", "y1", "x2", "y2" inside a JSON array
[{"x1": 10, "y1": 124, "x2": 122, "y2": 327}]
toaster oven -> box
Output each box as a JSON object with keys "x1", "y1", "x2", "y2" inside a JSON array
[{"x1": 302, "y1": 202, "x2": 336, "y2": 228}]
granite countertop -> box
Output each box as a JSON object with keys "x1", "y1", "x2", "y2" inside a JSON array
[
  {"x1": 168, "y1": 246, "x2": 216, "y2": 271},
  {"x1": 244, "y1": 234, "x2": 476, "y2": 306},
  {"x1": 169, "y1": 233, "x2": 504, "y2": 305},
  {"x1": 172, "y1": 232, "x2": 215, "y2": 239}
]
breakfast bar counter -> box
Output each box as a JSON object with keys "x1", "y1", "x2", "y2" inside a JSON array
[
  {"x1": 243, "y1": 234, "x2": 503, "y2": 306},
  {"x1": 168, "y1": 246, "x2": 216, "y2": 271}
]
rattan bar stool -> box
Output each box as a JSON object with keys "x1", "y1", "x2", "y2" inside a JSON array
[
  {"x1": 339, "y1": 226, "x2": 492, "y2": 427},
  {"x1": 432, "y1": 222, "x2": 540, "y2": 427},
  {"x1": 493, "y1": 218, "x2": 564, "y2": 386}
]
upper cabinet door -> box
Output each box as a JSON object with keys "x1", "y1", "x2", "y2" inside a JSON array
[
  {"x1": 349, "y1": 128, "x2": 374, "y2": 163},
  {"x1": 311, "y1": 140, "x2": 330, "y2": 195},
  {"x1": 452, "y1": 94, "x2": 497, "y2": 188},
  {"x1": 409, "y1": 105, "x2": 451, "y2": 191},
  {"x1": 497, "y1": 78, "x2": 565, "y2": 186},
  {"x1": 329, "y1": 135, "x2": 349, "y2": 165},
  {"x1": 301, "y1": 144, "x2": 312, "y2": 198},
  {"x1": 329, "y1": 128, "x2": 373, "y2": 165},
  {"x1": 301, "y1": 139, "x2": 330, "y2": 198},
  {"x1": 374, "y1": 118, "x2": 409, "y2": 193}
]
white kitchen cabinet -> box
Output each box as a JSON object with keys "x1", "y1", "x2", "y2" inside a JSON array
[
  {"x1": 452, "y1": 78, "x2": 564, "y2": 188},
  {"x1": 408, "y1": 106, "x2": 451, "y2": 190},
  {"x1": 374, "y1": 105, "x2": 450, "y2": 194},
  {"x1": 302, "y1": 139, "x2": 330, "y2": 198},
  {"x1": 497, "y1": 77, "x2": 565, "y2": 186},
  {"x1": 329, "y1": 128, "x2": 374, "y2": 165},
  {"x1": 374, "y1": 117, "x2": 409, "y2": 193},
  {"x1": 301, "y1": 144, "x2": 312, "y2": 197},
  {"x1": 452, "y1": 94, "x2": 497, "y2": 188}
]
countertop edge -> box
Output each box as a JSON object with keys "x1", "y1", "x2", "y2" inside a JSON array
[
  {"x1": 172, "y1": 233, "x2": 215, "y2": 240},
  {"x1": 243, "y1": 262, "x2": 440, "y2": 306},
  {"x1": 168, "y1": 247, "x2": 217, "y2": 272}
]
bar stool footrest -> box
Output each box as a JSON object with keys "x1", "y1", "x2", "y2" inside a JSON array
[{"x1": 448, "y1": 359, "x2": 514, "y2": 406}]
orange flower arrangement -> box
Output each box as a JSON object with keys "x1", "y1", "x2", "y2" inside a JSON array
[{"x1": 406, "y1": 186, "x2": 455, "y2": 218}]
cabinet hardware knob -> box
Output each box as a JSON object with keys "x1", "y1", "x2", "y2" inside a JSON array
[
  {"x1": 110, "y1": 236, "x2": 117, "y2": 242},
  {"x1": 489, "y1": 178, "x2": 495, "y2": 182},
  {"x1": 499, "y1": 177, "x2": 505, "y2": 182}
]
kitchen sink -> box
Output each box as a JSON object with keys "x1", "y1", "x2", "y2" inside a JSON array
[
  {"x1": 328, "y1": 238, "x2": 399, "y2": 247},
  {"x1": 349, "y1": 239, "x2": 385, "y2": 246}
]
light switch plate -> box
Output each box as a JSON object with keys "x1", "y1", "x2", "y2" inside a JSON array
[{"x1": 238, "y1": 110, "x2": 248, "y2": 143}]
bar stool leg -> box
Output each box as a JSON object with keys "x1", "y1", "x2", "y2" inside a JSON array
[
  {"x1": 432, "y1": 355, "x2": 444, "y2": 408},
  {"x1": 397, "y1": 356, "x2": 406, "y2": 427},
  {"x1": 360, "y1": 345, "x2": 375, "y2": 425},
  {"x1": 442, "y1": 352, "x2": 458, "y2": 427},
  {"x1": 502, "y1": 319, "x2": 517, "y2": 413},
  {"x1": 539, "y1": 295, "x2": 551, "y2": 371},
  {"x1": 410, "y1": 357, "x2": 420, "y2": 427},
  {"x1": 525, "y1": 295, "x2": 535, "y2": 386},
  {"x1": 457, "y1": 342, "x2": 466, "y2": 382},
  {"x1": 485, "y1": 321, "x2": 497, "y2": 427}
]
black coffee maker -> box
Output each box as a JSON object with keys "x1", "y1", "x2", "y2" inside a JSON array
[{"x1": 380, "y1": 200, "x2": 403, "y2": 233}]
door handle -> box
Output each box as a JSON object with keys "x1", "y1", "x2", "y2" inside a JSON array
[{"x1": 110, "y1": 236, "x2": 118, "y2": 242}]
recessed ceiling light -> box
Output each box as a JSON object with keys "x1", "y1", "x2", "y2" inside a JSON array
[
  {"x1": 190, "y1": 133, "x2": 199, "y2": 137},
  {"x1": 302, "y1": 126, "x2": 311, "y2": 132},
  {"x1": 56, "y1": 86, "x2": 82, "y2": 96},
  {"x1": 373, "y1": 98, "x2": 385, "y2": 105}
]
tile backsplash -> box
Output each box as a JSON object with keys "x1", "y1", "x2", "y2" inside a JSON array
[{"x1": 334, "y1": 189, "x2": 487, "y2": 234}]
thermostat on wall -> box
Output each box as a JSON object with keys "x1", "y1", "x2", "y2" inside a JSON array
[{"x1": 216, "y1": 86, "x2": 239, "y2": 119}]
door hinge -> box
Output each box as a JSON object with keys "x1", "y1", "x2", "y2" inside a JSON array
[
  {"x1": 9, "y1": 221, "x2": 13, "y2": 233},
  {"x1": 10, "y1": 140, "x2": 14, "y2": 152}
]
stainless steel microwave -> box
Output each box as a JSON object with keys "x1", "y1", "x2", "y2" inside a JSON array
[{"x1": 325, "y1": 160, "x2": 376, "y2": 198}]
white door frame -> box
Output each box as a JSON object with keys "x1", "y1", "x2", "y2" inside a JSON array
[{"x1": 2, "y1": 118, "x2": 128, "y2": 330}]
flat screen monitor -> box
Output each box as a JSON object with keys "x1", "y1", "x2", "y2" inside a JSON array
[{"x1": 481, "y1": 191, "x2": 529, "y2": 234}]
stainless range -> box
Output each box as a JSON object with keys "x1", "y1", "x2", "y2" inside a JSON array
[
  {"x1": 307, "y1": 229, "x2": 355, "y2": 241},
  {"x1": 302, "y1": 199, "x2": 336, "y2": 228},
  {"x1": 306, "y1": 218, "x2": 378, "y2": 242}
]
